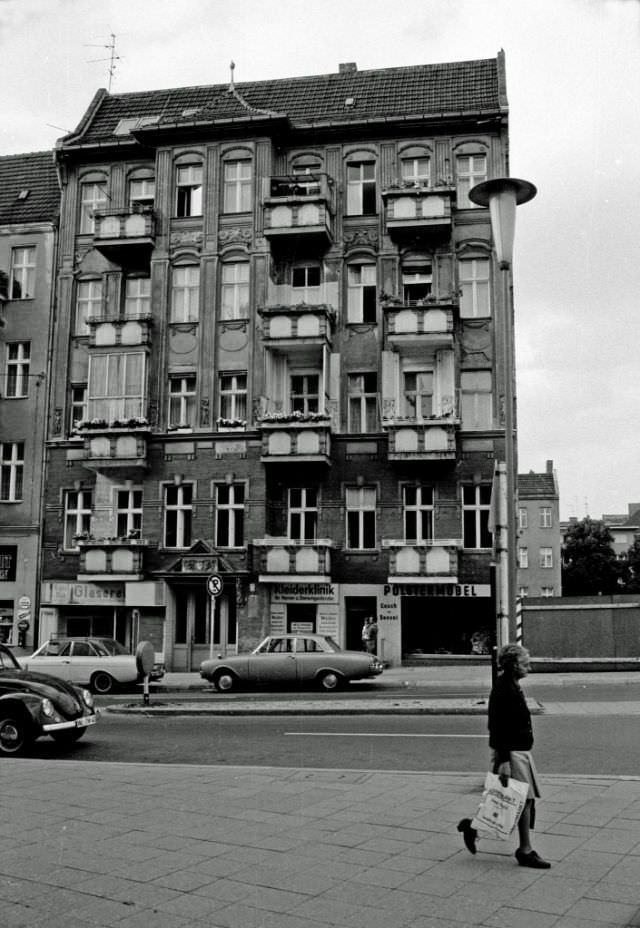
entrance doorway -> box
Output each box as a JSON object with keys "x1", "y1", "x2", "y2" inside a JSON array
[
  {"x1": 345, "y1": 596, "x2": 377, "y2": 652},
  {"x1": 172, "y1": 584, "x2": 237, "y2": 671}
]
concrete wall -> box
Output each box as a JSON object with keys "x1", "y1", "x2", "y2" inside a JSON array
[{"x1": 522, "y1": 595, "x2": 640, "y2": 657}]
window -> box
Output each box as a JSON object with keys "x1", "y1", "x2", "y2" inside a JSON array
[
  {"x1": 402, "y1": 264, "x2": 432, "y2": 302},
  {"x1": 539, "y1": 506, "x2": 553, "y2": 528},
  {"x1": 116, "y1": 488, "x2": 143, "y2": 537},
  {"x1": 401, "y1": 156, "x2": 430, "y2": 186},
  {"x1": 347, "y1": 263, "x2": 376, "y2": 323},
  {"x1": 519, "y1": 587, "x2": 529, "y2": 599},
  {"x1": 169, "y1": 375, "x2": 196, "y2": 428},
  {"x1": 0, "y1": 443, "x2": 24, "y2": 501},
  {"x1": 170, "y1": 266, "x2": 199, "y2": 322},
  {"x1": 541, "y1": 586, "x2": 554, "y2": 597},
  {"x1": 219, "y1": 372, "x2": 247, "y2": 422},
  {"x1": 518, "y1": 507, "x2": 528, "y2": 530},
  {"x1": 461, "y1": 371, "x2": 492, "y2": 430},
  {"x1": 462, "y1": 484, "x2": 492, "y2": 549},
  {"x1": 216, "y1": 483, "x2": 245, "y2": 547},
  {"x1": 518, "y1": 547, "x2": 529, "y2": 569},
  {"x1": 9, "y1": 246, "x2": 35, "y2": 299},
  {"x1": 128, "y1": 178, "x2": 155, "y2": 210},
  {"x1": 124, "y1": 277, "x2": 150, "y2": 317},
  {"x1": 223, "y1": 160, "x2": 252, "y2": 213},
  {"x1": 63, "y1": 489, "x2": 93, "y2": 547},
  {"x1": 221, "y1": 263, "x2": 249, "y2": 320},
  {"x1": 176, "y1": 165, "x2": 203, "y2": 217},
  {"x1": 291, "y1": 163, "x2": 322, "y2": 194},
  {"x1": 5, "y1": 343, "x2": 30, "y2": 398},
  {"x1": 289, "y1": 488, "x2": 318, "y2": 542},
  {"x1": 403, "y1": 370, "x2": 433, "y2": 420},
  {"x1": 87, "y1": 351, "x2": 145, "y2": 421},
  {"x1": 80, "y1": 182, "x2": 108, "y2": 233},
  {"x1": 70, "y1": 384, "x2": 87, "y2": 431},
  {"x1": 456, "y1": 154, "x2": 487, "y2": 208},
  {"x1": 346, "y1": 161, "x2": 376, "y2": 215},
  {"x1": 346, "y1": 486, "x2": 376, "y2": 549},
  {"x1": 164, "y1": 484, "x2": 193, "y2": 548},
  {"x1": 75, "y1": 279, "x2": 102, "y2": 334},
  {"x1": 459, "y1": 258, "x2": 490, "y2": 318},
  {"x1": 403, "y1": 485, "x2": 434, "y2": 543},
  {"x1": 539, "y1": 547, "x2": 553, "y2": 569},
  {"x1": 290, "y1": 373, "x2": 319, "y2": 414},
  {"x1": 292, "y1": 264, "x2": 321, "y2": 301},
  {"x1": 348, "y1": 372, "x2": 377, "y2": 432}
]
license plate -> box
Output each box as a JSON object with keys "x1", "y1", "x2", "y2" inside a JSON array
[{"x1": 77, "y1": 715, "x2": 98, "y2": 728}]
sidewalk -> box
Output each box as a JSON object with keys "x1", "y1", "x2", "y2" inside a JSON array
[{"x1": 2, "y1": 759, "x2": 640, "y2": 928}]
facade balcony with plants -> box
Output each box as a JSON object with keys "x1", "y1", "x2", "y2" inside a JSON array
[
  {"x1": 381, "y1": 291, "x2": 455, "y2": 349},
  {"x1": 93, "y1": 206, "x2": 155, "y2": 265},
  {"x1": 75, "y1": 531, "x2": 149, "y2": 581},
  {"x1": 75, "y1": 409, "x2": 151, "y2": 471},
  {"x1": 263, "y1": 173, "x2": 335, "y2": 248},
  {"x1": 381, "y1": 181, "x2": 454, "y2": 240},
  {"x1": 253, "y1": 537, "x2": 334, "y2": 582},
  {"x1": 381, "y1": 537, "x2": 461, "y2": 583}
]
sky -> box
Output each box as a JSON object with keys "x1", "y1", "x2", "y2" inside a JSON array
[{"x1": 1, "y1": 0, "x2": 638, "y2": 521}]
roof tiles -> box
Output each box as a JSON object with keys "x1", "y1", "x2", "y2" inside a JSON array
[
  {"x1": 0, "y1": 151, "x2": 59, "y2": 225},
  {"x1": 518, "y1": 473, "x2": 558, "y2": 500}
]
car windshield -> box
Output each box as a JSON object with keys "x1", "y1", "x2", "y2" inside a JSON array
[{"x1": 0, "y1": 647, "x2": 20, "y2": 669}]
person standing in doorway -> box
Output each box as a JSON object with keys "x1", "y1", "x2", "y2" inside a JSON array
[{"x1": 362, "y1": 616, "x2": 378, "y2": 655}]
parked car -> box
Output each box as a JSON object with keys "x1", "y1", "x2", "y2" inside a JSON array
[
  {"x1": 200, "y1": 633, "x2": 384, "y2": 692},
  {"x1": 0, "y1": 643, "x2": 98, "y2": 755},
  {"x1": 20, "y1": 637, "x2": 165, "y2": 694}
]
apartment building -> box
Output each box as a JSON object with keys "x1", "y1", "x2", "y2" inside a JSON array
[
  {"x1": 0, "y1": 151, "x2": 59, "y2": 647},
  {"x1": 517, "y1": 461, "x2": 562, "y2": 598},
  {"x1": 42, "y1": 55, "x2": 513, "y2": 668}
]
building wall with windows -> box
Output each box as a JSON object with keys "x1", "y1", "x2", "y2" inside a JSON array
[
  {"x1": 517, "y1": 460, "x2": 562, "y2": 599},
  {"x1": 42, "y1": 55, "x2": 513, "y2": 667},
  {"x1": 0, "y1": 152, "x2": 59, "y2": 646}
]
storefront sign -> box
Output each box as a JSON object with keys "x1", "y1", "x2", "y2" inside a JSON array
[
  {"x1": 383, "y1": 583, "x2": 491, "y2": 598},
  {"x1": 0, "y1": 546, "x2": 17, "y2": 582},
  {"x1": 272, "y1": 583, "x2": 338, "y2": 603},
  {"x1": 42, "y1": 581, "x2": 124, "y2": 605}
]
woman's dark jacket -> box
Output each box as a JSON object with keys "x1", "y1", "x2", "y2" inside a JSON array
[{"x1": 488, "y1": 673, "x2": 533, "y2": 763}]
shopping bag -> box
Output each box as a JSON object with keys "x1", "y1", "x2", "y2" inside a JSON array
[{"x1": 471, "y1": 771, "x2": 529, "y2": 840}]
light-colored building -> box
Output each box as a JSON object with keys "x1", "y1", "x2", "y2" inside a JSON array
[
  {"x1": 517, "y1": 460, "x2": 561, "y2": 598},
  {"x1": 0, "y1": 151, "x2": 59, "y2": 647},
  {"x1": 601, "y1": 504, "x2": 640, "y2": 557},
  {"x1": 42, "y1": 54, "x2": 517, "y2": 667}
]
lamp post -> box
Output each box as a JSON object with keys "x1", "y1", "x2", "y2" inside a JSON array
[{"x1": 468, "y1": 177, "x2": 537, "y2": 646}]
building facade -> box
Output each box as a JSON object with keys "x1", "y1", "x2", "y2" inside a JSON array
[
  {"x1": 0, "y1": 151, "x2": 59, "y2": 647},
  {"x1": 517, "y1": 460, "x2": 562, "y2": 598},
  {"x1": 42, "y1": 55, "x2": 513, "y2": 668}
]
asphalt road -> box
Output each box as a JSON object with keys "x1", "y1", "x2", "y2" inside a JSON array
[{"x1": 16, "y1": 710, "x2": 640, "y2": 777}]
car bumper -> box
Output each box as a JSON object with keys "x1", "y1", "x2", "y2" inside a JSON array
[{"x1": 42, "y1": 712, "x2": 99, "y2": 732}]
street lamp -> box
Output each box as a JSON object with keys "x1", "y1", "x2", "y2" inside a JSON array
[{"x1": 468, "y1": 177, "x2": 537, "y2": 647}]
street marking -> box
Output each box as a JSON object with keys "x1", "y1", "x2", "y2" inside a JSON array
[{"x1": 284, "y1": 732, "x2": 486, "y2": 739}]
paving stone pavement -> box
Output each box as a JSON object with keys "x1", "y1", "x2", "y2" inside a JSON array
[{"x1": 2, "y1": 759, "x2": 640, "y2": 928}]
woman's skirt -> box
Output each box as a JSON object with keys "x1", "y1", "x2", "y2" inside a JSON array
[{"x1": 492, "y1": 749, "x2": 541, "y2": 799}]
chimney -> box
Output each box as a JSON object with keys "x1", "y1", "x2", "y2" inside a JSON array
[
  {"x1": 339, "y1": 62, "x2": 358, "y2": 74},
  {"x1": 546, "y1": 460, "x2": 553, "y2": 474}
]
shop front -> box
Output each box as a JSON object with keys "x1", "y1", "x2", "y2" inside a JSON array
[{"x1": 266, "y1": 581, "x2": 340, "y2": 640}]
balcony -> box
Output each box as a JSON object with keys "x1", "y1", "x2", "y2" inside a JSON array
[
  {"x1": 76, "y1": 536, "x2": 149, "y2": 581},
  {"x1": 253, "y1": 538, "x2": 334, "y2": 582},
  {"x1": 259, "y1": 413, "x2": 332, "y2": 465},
  {"x1": 382, "y1": 297, "x2": 454, "y2": 350},
  {"x1": 263, "y1": 174, "x2": 334, "y2": 248},
  {"x1": 93, "y1": 207, "x2": 155, "y2": 265},
  {"x1": 87, "y1": 313, "x2": 153, "y2": 348},
  {"x1": 382, "y1": 540, "x2": 460, "y2": 583},
  {"x1": 381, "y1": 184, "x2": 454, "y2": 240},
  {"x1": 258, "y1": 303, "x2": 335, "y2": 343},
  {"x1": 76, "y1": 419, "x2": 151, "y2": 472},
  {"x1": 382, "y1": 416, "x2": 458, "y2": 462}
]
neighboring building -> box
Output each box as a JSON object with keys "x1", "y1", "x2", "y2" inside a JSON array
[
  {"x1": 601, "y1": 504, "x2": 640, "y2": 557},
  {"x1": 43, "y1": 54, "x2": 514, "y2": 668},
  {"x1": 517, "y1": 460, "x2": 561, "y2": 598},
  {"x1": 0, "y1": 151, "x2": 59, "y2": 647}
]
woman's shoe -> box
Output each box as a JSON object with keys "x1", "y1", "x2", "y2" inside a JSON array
[
  {"x1": 515, "y1": 849, "x2": 551, "y2": 869},
  {"x1": 457, "y1": 818, "x2": 477, "y2": 854}
]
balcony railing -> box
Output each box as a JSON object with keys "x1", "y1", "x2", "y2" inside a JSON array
[
  {"x1": 381, "y1": 296, "x2": 455, "y2": 346},
  {"x1": 253, "y1": 538, "x2": 334, "y2": 580},
  {"x1": 263, "y1": 174, "x2": 334, "y2": 247},
  {"x1": 93, "y1": 207, "x2": 155, "y2": 264},
  {"x1": 76, "y1": 536, "x2": 149, "y2": 581},
  {"x1": 86, "y1": 312, "x2": 153, "y2": 348},
  {"x1": 381, "y1": 184, "x2": 454, "y2": 239},
  {"x1": 75, "y1": 419, "x2": 151, "y2": 471},
  {"x1": 382, "y1": 539, "x2": 460, "y2": 581},
  {"x1": 382, "y1": 415, "x2": 458, "y2": 461},
  {"x1": 259, "y1": 413, "x2": 332, "y2": 465},
  {"x1": 258, "y1": 303, "x2": 335, "y2": 342}
]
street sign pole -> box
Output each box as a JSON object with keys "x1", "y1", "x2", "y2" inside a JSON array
[{"x1": 207, "y1": 574, "x2": 223, "y2": 660}]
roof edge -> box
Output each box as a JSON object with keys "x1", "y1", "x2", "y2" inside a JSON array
[{"x1": 57, "y1": 88, "x2": 109, "y2": 150}]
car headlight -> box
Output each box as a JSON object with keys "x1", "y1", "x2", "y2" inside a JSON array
[
  {"x1": 82, "y1": 689, "x2": 94, "y2": 708},
  {"x1": 41, "y1": 698, "x2": 56, "y2": 718}
]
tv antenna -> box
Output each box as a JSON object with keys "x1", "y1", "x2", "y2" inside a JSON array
[{"x1": 85, "y1": 32, "x2": 120, "y2": 92}]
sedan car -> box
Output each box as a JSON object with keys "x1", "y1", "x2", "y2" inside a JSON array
[
  {"x1": 21, "y1": 637, "x2": 165, "y2": 694},
  {"x1": 0, "y1": 644, "x2": 98, "y2": 755},
  {"x1": 200, "y1": 633, "x2": 384, "y2": 692}
]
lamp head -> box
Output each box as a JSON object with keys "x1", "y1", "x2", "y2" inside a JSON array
[{"x1": 469, "y1": 177, "x2": 537, "y2": 269}]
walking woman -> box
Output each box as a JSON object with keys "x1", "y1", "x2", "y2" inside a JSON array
[{"x1": 457, "y1": 643, "x2": 551, "y2": 869}]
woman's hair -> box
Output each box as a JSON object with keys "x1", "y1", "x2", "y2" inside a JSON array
[{"x1": 497, "y1": 643, "x2": 529, "y2": 675}]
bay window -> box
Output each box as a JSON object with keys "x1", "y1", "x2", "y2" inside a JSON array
[{"x1": 87, "y1": 351, "x2": 146, "y2": 422}]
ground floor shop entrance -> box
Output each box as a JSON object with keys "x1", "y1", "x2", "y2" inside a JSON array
[{"x1": 401, "y1": 595, "x2": 494, "y2": 657}]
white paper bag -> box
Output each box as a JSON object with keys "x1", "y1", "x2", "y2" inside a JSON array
[{"x1": 471, "y1": 771, "x2": 529, "y2": 840}]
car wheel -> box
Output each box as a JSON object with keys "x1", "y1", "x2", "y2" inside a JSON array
[
  {"x1": 213, "y1": 670, "x2": 238, "y2": 693},
  {"x1": 51, "y1": 728, "x2": 86, "y2": 745},
  {"x1": 90, "y1": 671, "x2": 116, "y2": 695},
  {"x1": 318, "y1": 670, "x2": 342, "y2": 692},
  {"x1": 0, "y1": 713, "x2": 31, "y2": 755}
]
